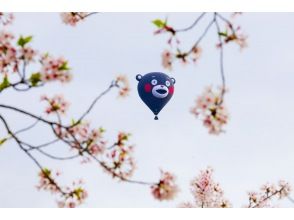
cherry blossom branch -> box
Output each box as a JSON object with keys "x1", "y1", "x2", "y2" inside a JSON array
[
  {"x1": 247, "y1": 182, "x2": 291, "y2": 208},
  {"x1": 0, "y1": 12, "x2": 178, "y2": 207},
  {"x1": 60, "y1": 12, "x2": 99, "y2": 26},
  {"x1": 179, "y1": 167, "x2": 291, "y2": 208},
  {"x1": 73, "y1": 79, "x2": 118, "y2": 126},
  {"x1": 214, "y1": 14, "x2": 226, "y2": 104},
  {"x1": 154, "y1": 13, "x2": 247, "y2": 135},
  {"x1": 0, "y1": 114, "x2": 72, "y2": 198},
  {"x1": 89, "y1": 153, "x2": 155, "y2": 186}
]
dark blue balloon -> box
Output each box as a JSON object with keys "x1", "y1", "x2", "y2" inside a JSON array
[{"x1": 136, "y1": 72, "x2": 175, "y2": 120}]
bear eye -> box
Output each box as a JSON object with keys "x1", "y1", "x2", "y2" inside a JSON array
[
  {"x1": 151, "y1": 79, "x2": 157, "y2": 85},
  {"x1": 165, "y1": 81, "x2": 171, "y2": 87}
]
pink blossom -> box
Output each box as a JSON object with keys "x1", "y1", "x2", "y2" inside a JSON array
[
  {"x1": 19, "y1": 47, "x2": 37, "y2": 62},
  {"x1": 247, "y1": 180, "x2": 291, "y2": 208},
  {"x1": 161, "y1": 50, "x2": 173, "y2": 70},
  {"x1": 60, "y1": 13, "x2": 89, "y2": 26},
  {"x1": 151, "y1": 170, "x2": 178, "y2": 201},
  {"x1": 54, "y1": 122, "x2": 106, "y2": 161},
  {"x1": 179, "y1": 167, "x2": 231, "y2": 208},
  {"x1": 191, "y1": 46, "x2": 202, "y2": 63},
  {"x1": 0, "y1": 31, "x2": 18, "y2": 74},
  {"x1": 190, "y1": 86, "x2": 229, "y2": 135},
  {"x1": 41, "y1": 94, "x2": 69, "y2": 115},
  {"x1": 102, "y1": 133, "x2": 136, "y2": 179},
  {"x1": 0, "y1": 13, "x2": 14, "y2": 26},
  {"x1": 220, "y1": 25, "x2": 248, "y2": 50},
  {"x1": 37, "y1": 168, "x2": 88, "y2": 208},
  {"x1": 40, "y1": 54, "x2": 72, "y2": 83},
  {"x1": 116, "y1": 75, "x2": 130, "y2": 98}
]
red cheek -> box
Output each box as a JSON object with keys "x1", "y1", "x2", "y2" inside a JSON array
[
  {"x1": 169, "y1": 86, "x2": 174, "y2": 94},
  {"x1": 144, "y1": 83, "x2": 152, "y2": 92}
]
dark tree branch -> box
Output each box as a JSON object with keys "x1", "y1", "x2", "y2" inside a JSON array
[{"x1": 174, "y1": 12, "x2": 206, "y2": 32}]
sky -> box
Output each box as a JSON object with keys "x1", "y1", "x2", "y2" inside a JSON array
[{"x1": 1, "y1": 13, "x2": 294, "y2": 208}]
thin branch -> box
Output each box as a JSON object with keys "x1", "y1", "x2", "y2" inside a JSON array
[
  {"x1": 214, "y1": 14, "x2": 226, "y2": 104},
  {"x1": 89, "y1": 153, "x2": 155, "y2": 186},
  {"x1": 0, "y1": 104, "x2": 60, "y2": 126},
  {"x1": 13, "y1": 118, "x2": 40, "y2": 136},
  {"x1": 174, "y1": 13, "x2": 206, "y2": 32},
  {"x1": 27, "y1": 139, "x2": 60, "y2": 150},
  {"x1": 249, "y1": 186, "x2": 287, "y2": 208},
  {"x1": 215, "y1": 13, "x2": 236, "y2": 35},
  {"x1": 73, "y1": 80, "x2": 118, "y2": 126},
  {"x1": 187, "y1": 16, "x2": 215, "y2": 54}
]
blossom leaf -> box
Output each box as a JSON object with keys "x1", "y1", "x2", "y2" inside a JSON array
[
  {"x1": 0, "y1": 138, "x2": 7, "y2": 147},
  {"x1": 218, "y1": 32, "x2": 228, "y2": 37},
  {"x1": 29, "y1": 72, "x2": 41, "y2": 86},
  {"x1": 152, "y1": 19, "x2": 166, "y2": 28},
  {"x1": 58, "y1": 61, "x2": 70, "y2": 71},
  {"x1": 0, "y1": 76, "x2": 10, "y2": 92},
  {"x1": 17, "y1": 35, "x2": 33, "y2": 47}
]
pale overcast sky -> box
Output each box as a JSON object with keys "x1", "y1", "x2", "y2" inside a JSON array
[{"x1": 1, "y1": 13, "x2": 294, "y2": 207}]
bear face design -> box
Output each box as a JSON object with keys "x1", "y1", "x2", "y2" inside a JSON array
[{"x1": 136, "y1": 72, "x2": 175, "y2": 119}]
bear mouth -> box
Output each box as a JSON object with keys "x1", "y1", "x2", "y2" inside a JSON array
[
  {"x1": 156, "y1": 89, "x2": 167, "y2": 94},
  {"x1": 152, "y1": 85, "x2": 169, "y2": 99}
]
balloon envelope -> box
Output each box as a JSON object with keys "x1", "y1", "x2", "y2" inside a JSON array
[{"x1": 136, "y1": 72, "x2": 175, "y2": 119}]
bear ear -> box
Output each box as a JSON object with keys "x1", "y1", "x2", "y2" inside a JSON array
[
  {"x1": 171, "y1": 77, "x2": 176, "y2": 84},
  {"x1": 136, "y1": 74, "x2": 143, "y2": 81}
]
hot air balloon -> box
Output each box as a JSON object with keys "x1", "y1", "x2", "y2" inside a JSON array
[{"x1": 136, "y1": 72, "x2": 175, "y2": 120}]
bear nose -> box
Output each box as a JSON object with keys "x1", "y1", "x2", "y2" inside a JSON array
[{"x1": 161, "y1": 85, "x2": 164, "y2": 88}]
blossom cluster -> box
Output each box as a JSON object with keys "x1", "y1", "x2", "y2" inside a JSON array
[
  {"x1": 179, "y1": 167, "x2": 231, "y2": 208},
  {"x1": 40, "y1": 54, "x2": 72, "y2": 83},
  {"x1": 0, "y1": 29, "x2": 72, "y2": 92},
  {"x1": 161, "y1": 47, "x2": 202, "y2": 71},
  {"x1": 41, "y1": 94, "x2": 70, "y2": 115},
  {"x1": 151, "y1": 170, "x2": 178, "y2": 201},
  {"x1": 0, "y1": 31, "x2": 37, "y2": 76},
  {"x1": 190, "y1": 86, "x2": 229, "y2": 135},
  {"x1": 101, "y1": 132, "x2": 136, "y2": 179},
  {"x1": 54, "y1": 122, "x2": 106, "y2": 159},
  {"x1": 37, "y1": 168, "x2": 88, "y2": 208},
  {"x1": 60, "y1": 13, "x2": 90, "y2": 26},
  {"x1": 217, "y1": 14, "x2": 248, "y2": 50},
  {"x1": 115, "y1": 75, "x2": 130, "y2": 98},
  {"x1": 0, "y1": 13, "x2": 14, "y2": 26},
  {"x1": 247, "y1": 181, "x2": 291, "y2": 208}
]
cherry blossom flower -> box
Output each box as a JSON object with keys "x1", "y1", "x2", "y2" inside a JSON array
[
  {"x1": 41, "y1": 94, "x2": 69, "y2": 115},
  {"x1": 0, "y1": 13, "x2": 14, "y2": 26},
  {"x1": 151, "y1": 170, "x2": 178, "y2": 201},
  {"x1": 190, "y1": 86, "x2": 229, "y2": 135},
  {"x1": 19, "y1": 47, "x2": 37, "y2": 62},
  {"x1": 60, "y1": 13, "x2": 89, "y2": 26},
  {"x1": 101, "y1": 132, "x2": 135, "y2": 179},
  {"x1": 152, "y1": 19, "x2": 180, "y2": 46},
  {"x1": 40, "y1": 54, "x2": 72, "y2": 83},
  {"x1": 218, "y1": 24, "x2": 248, "y2": 50},
  {"x1": 190, "y1": 46, "x2": 202, "y2": 63},
  {"x1": 0, "y1": 30, "x2": 18, "y2": 74},
  {"x1": 37, "y1": 168, "x2": 88, "y2": 208},
  {"x1": 179, "y1": 167, "x2": 231, "y2": 208},
  {"x1": 246, "y1": 180, "x2": 291, "y2": 208},
  {"x1": 161, "y1": 47, "x2": 202, "y2": 70},
  {"x1": 115, "y1": 75, "x2": 130, "y2": 98},
  {"x1": 161, "y1": 50, "x2": 174, "y2": 70},
  {"x1": 36, "y1": 168, "x2": 60, "y2": 193},
  {"x1": 54, "y1": 122, "x2": 106, "y2": 160}
]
